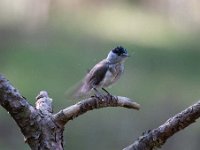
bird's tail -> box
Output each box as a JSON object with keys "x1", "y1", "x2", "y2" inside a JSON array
[{"x1": 65, "y1": 81, "x2": 93, "y2": 100}]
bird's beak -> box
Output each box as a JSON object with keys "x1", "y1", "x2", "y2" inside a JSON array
[{"x1": 122, "y1": 53, "x2": 130, "y2": 57}]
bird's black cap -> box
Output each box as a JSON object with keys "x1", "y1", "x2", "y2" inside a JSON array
[{"x1": 112, "y1": 46, "x2": 128, "y2": 56}]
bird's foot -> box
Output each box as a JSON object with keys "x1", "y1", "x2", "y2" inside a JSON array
[
  {"x1": 91, "y1": 88, "x2": 104, "y2": 100},
  {"x1": 92, "y1": 94, "x2": 104, "y2": 100},
  {"x1": 91, "y1": 88, "x2": 114, "y2": 100}
]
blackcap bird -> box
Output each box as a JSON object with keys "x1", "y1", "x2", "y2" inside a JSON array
[{"x1": 73, "y1": 46, "x2": 129, "y2": 98}]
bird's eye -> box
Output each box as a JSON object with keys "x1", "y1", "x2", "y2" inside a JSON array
[{"x1": 117, "y1": 52, "x2": 121, "y2": 56}]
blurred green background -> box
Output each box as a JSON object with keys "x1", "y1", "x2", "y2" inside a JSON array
[{"x1": 0, "y1": 0, "x2": 200, "y2": 150}]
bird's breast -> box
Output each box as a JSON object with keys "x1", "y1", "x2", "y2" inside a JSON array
[
  {"x1": 99, "y1": 64, "x2": 123, "y2": 87},
  {"x1": 99, "y1": 70, "x2": 115, "y2": 87}
]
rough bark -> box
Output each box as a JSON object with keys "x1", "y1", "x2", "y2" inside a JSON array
[
  {"x1": 0, "y1": 74, "x2": 139, "y2": 149},
  {"x1": 123, "y1": 100, "x2": 200, "y2": 150},
  {"x1": 0, "y1": 75, "x2": 64, "y2": 150},
  {"x1": 2, "y1": 73, "x2": 200, "y2": 150}
]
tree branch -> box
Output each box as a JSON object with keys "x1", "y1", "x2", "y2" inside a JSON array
[
  {"x1": 0, "y1": 74, "x2": 41, "y2": 148},
  {"x1": 54, "y1": 95, "x2": 140, "y2": 126},
  {"x1": 0, "y1": 75, "x2": 35, "y2": 117},
  {"x1": 0, "y1": 74, "x2": 140, "y2": 149},
  {"x1": 123, "y1": 100, "x2": 200, "y2": 150}
]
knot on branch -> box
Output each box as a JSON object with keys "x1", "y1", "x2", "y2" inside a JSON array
[{"x1": 35, "y1": 91, "x2": 53, "y2": 114}]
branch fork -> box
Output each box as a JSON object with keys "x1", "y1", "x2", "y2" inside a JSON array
[
  {"x1": 3, "y1": 73, "x2": 200, "y2": 150},
  {"x1": 0, "y1": 74, "x2": 140, "y2": 150}
]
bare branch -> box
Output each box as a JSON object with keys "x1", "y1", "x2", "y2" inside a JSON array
[
  {"x1": 0, "y1": 74, "x2": 36, "y2": 124},
  {"x1": 0, "y1": 74, "x2": 35, "y2": 115},
  {"x1": 0, "y1": 74, "x2": 42, "y2": 148},
  {"x1": 53, "y1": 95, "x2": 140, "y2": 126},
  {"x1": 123, "y1": 100, "x2": 200, "y2": 150},
  {"x1": 0, "y1": 74, "x2": 140, "y2": 149},
  {"x1": 2, "y1": 74, "x2": 200, "y2": 149},
  {"x1": 0, "y1": 75, "x2": 64, "y2": 149}
]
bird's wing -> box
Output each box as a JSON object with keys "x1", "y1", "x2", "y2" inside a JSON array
[
  {"x1": 86, "y1": 59, "x2": 109, "y2": 86},
  {"x1": 66, "y1": 59, "x2": 109, "y2": 100}
]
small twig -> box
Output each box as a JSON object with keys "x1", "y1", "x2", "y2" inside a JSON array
[
  {"x1": 123, "y1": 100, "x2": 200, "y2": 150},
  {"x1": 53, "y1": 95, "x2": 140, "y2": 126}
]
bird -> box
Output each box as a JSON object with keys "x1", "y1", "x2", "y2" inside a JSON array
[{"x1": 72, "y1": 46, "x2": 129, "y2": 99}]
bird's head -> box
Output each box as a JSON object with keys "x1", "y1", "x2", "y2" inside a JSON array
[{"x1": 107, "y1": 46, "x2": 129, "y2": 63}]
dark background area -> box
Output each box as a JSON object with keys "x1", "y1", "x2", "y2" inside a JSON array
[{"x1": 0, "y1": 0, "x2": 200, "y2": 149}]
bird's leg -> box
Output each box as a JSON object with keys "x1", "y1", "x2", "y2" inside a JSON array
[
  {"x1": 92, "y1": 88, "x2": 104, "y2": 99},
  {"x1": 102, "y1": 88, "x2": 111, "y2": 96}
]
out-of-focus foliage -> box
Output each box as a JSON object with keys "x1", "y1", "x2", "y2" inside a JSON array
[{"x1": 0, "y1": 0, "x2": 200, "y2": 150}]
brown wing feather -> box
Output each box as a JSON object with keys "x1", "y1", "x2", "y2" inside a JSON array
[
  {"x1": 86, "y1": 59, "x2": 109, "y2": 87},
  {"x1": 72, "y1": 59, "x2": 109, "y2": 99}
]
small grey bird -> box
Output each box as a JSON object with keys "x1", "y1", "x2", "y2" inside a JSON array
[{"x1": 73, "y1": 46, "x2": 129, "y2": 98}]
